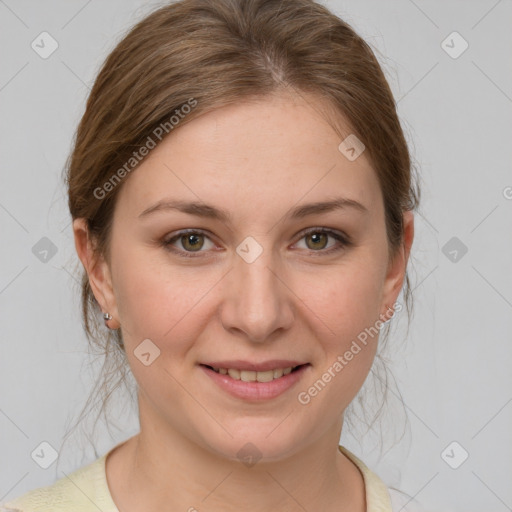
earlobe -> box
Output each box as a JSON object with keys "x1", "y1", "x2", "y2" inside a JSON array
[{"x1": 72, "y1": 218, "x2": 120, "y2": 329}]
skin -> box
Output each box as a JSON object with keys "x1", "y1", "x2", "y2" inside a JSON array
[{"x1": 74, "y1": 89, "x2": 414, "y2": 512}]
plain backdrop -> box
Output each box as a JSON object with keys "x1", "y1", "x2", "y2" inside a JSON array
[{"x1": 1, "y1": 1, "x2": 511, "y2": 511}]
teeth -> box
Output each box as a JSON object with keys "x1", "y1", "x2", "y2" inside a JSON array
[
  {"x1": 254, "y1": 370, "x2": 275, "y2": 382},
  {"x1": 273, "y1": 368, "x2": 284, "y2": 379},
  {"x1": 227, "y1": 368, "x2": 240, "y2": 380},
  {"x1": 214, "y1": 366, "x2": 296, "y2": 381}
]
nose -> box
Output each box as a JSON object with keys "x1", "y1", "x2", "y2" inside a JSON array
[{"x1": 220, "y1": 247, "x2": 295, "y2": 343}]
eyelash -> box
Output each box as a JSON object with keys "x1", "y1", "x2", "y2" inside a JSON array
[{"x1": 161, "y1": 228, "x2": 352, "y2": 259}]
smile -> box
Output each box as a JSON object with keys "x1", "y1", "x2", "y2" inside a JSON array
[
  {"x1": 207, "y1": 365, "x2": 303, "y2": 382},
  {"x1": 199, "y1": 363, "x2": 311, "y2": 401}
]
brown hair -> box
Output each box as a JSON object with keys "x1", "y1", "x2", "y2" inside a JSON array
[{"x1": 63, "y1": 0, "x2": 420, "y2": 458}]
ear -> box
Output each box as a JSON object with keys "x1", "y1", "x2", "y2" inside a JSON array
[
  {"x1": 380, "y1": 210, "x2": 414, "y2": 317},
  {"x1": 73, "y1": 218, "x2": 120, "y2": 329}
]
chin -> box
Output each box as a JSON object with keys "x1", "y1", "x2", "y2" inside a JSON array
[{"x1": 197, "y1": 424, "x2": 305, "y2": 465}]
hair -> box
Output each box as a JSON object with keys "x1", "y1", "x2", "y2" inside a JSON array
[{"x1": 62, "y1": 0, "x2": 421, "y2": 462}]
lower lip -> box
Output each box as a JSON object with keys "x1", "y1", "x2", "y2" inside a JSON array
[{"x1": 199, "y1": 364, "x2": 310, "y2": 401}]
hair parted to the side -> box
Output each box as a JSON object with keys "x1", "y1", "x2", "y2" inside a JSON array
[{"x1": 62, "y1": 0, "x2": 421, "y2": 461}]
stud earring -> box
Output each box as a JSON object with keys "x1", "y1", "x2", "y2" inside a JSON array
[{"x1": 103, "y1": 312, "x2": 113, "y2": 327}]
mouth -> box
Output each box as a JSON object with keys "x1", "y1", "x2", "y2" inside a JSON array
[
  {"x1": 200, "y1": 363, "x2": 310, "y2": 382},
  {"x1": 199, "y1": 362, "x2": 311, "y2": 401}
]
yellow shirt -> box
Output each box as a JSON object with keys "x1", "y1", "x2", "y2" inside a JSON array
[{"x1": 1, "y1": 444, "x2": 394, "y2": 511}]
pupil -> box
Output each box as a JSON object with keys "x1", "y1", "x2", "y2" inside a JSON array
[
  {"x1": 184, "y1": 234, "x2": 202, "y2": 251},
  {"x1": 309, "y1": 232, "x2": 326, "y2": 249}
]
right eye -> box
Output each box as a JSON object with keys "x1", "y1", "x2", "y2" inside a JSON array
[{"x1": 162, "y1": 229, "x2": 216, "y2": 257}]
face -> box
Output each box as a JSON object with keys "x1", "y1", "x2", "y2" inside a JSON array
[{"x1": 76, "y1": 90, "x2": 412, "y2": 462}]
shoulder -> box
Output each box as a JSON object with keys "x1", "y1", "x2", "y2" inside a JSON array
[
  {"x1": 338, "y1": 445, "x2": 430, "y2": 512},
  {"x1": 339, "y1": 444, "x2": 393, "y2": 511},
  {"x1": 0, "y1": 454, "x2": 112, "y2": 512}
]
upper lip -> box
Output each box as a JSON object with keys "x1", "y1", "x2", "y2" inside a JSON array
[{"x1": 200, "y1": 360, "x2": 309, "y2": 372}]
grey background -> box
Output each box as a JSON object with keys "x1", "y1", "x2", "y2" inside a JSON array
[{"x1": 1, "y1": 1, "x2": 511, "y2": 511}]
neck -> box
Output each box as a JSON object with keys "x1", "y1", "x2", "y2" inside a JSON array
[{"x1": 106, "y1": 401, "x2": 366, "y2": 512}]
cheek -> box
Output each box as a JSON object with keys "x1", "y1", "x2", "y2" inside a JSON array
[
  {"x1": 296, "y1": 272, "x2": 382, "y2": 415},
  {"x1": 111, "y1": 255, "x2": 211, "y2": 397},
  {"x1": 112, "y1": 247, "x2": 225, "y2": 370},
  {"x1": 295, "y1": 257, "x2": 384, "y2": 396},
  {"x1": 298, "y1": 258, "x2": 384, "y2": 343}
]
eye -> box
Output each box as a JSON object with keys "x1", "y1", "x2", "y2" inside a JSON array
[
  {"x1": 162, "y1": 230, "x2": 215, "y2": 257},
  {"x1": 161, "y1": 228, "x2": 351, "y2": 258},
  {"x1": 293, "y1": 228, "x2": 350, "y2": 255}
]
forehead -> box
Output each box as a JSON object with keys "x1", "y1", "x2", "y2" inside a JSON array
[{"x1": 115, "y1": 91, "x2": 382, "y2": 222}]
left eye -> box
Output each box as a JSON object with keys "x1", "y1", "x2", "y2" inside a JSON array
[
  {"x1": 162, "y1": 228, "x2": 349, "y2": 257},
  {"x1": 296, "y1": 230, "x2": 341, "y2": 251}
]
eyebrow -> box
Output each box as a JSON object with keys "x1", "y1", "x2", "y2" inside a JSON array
[{"x1": 138, "y1": 197, "x2": 369, "y2": 222}]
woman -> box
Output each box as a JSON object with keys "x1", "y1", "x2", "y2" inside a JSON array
[{"x1": 2, "y1": 0, "x2": 419, "y2": 510}]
